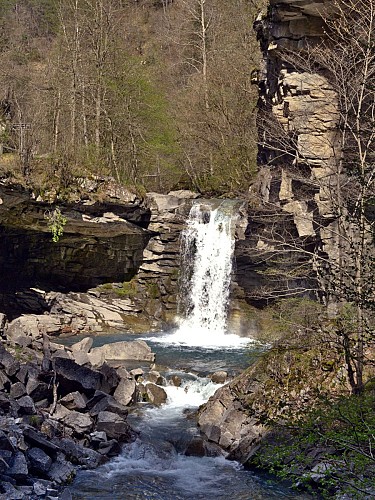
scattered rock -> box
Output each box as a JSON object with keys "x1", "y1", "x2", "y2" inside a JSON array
[
  {"x1": 145, "y1": 383, "x2": 167, "y2": 406},
  {"x1": 27, "y1": 447, "x2": 52, "y2": 474},
  {"x1": 96, "y1": 411, "x2": 131, "y2": 441},
  {"x1": 210, "y1": 371, "x2": 228, "y2": 384},
  {"x1": 113, "y1": 378, "x2": 136, "y2": 406},
  {"x1": 59, "y1": 392, "x2": 87, "y2": 411}
]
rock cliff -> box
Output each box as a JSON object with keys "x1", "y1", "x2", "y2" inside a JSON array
[{"x1": 233, "y1": 0, "x2": 339, "y2": 306}]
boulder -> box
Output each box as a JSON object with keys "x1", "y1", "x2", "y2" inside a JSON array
[
  {"x1": 89, "y1": 340, "x2": 154, "y2": 366},
  {"x1": 71, "y1": 351, "x2": 90, "y2": 366},
  {"x1": 47, "y1": 454, "x2": 75, "y2": 484},
  {"x1": 129, "y1": 368, "x2": 143, "y2": 379},
  {"x1": 184, "y1": 436, "x2": 206, "y2": 457},
  {"x1": 113, "y1": 378, "x2": 136, "y2": 406},
  {"x1": 0, "y1": 481, "x2": 25, "y2": 500},
  {"x1": 88, "y1": 393, "x2": 128, "y2": 418},
  {"x1": 57, "y1": 438, "x2": 102, "y2": 468},
  {"x1": 169, "y1": 374, "x2": 182, "y2": 387},
  {"x1": 96, "y1": 411, "x2": 131, "y2": 441},
  {"x1": 26, "y1": 378, "x2": 51, "y2": 402},
  {"x1": 53, "y1": 357, "x2": 103, "y2": 396},
  {"x1": 71, "y1": 337, "x2": 93, "y2": 355},
  {"x1": 59, "y1": 392, "x2": 87, "y2": 411},
  {"x1": 27, "y1": 447, "x2": 52, "y2": 475},
  {"x1": 0, "y1": 370, "x2": 11, "y2": 391},
  {"x1": 62, "y1": 411, "x2": 94, "y2": 436},
  {"x1": 22, "y1": 427, "x2": 60, "y2": 456},
  {"x1": 0, "y1": 430, "x2": 14, "y2": 452},
  {"x1": 210, "y1": 371, "x2": 228, "y2": 384},
  {"x1": 97, "y1": 439, "x2": 121, "y2": 457},
  {"x1": 145, "y1": 383, "x2": 167, "y2": 406},
  {"x1": 17, "y1": 396, "x2": 36, "y2": 416},
  {"x1": 7, "y1": 452, "x2": 28, "y2": 481},
  {"x1": 9, "y1": 382, "x2": 27, "y2": 400},
  {"x1": 0, "y1": 345, "x2": 20, "y2": 377},
  {"x1": 145, "y1": 370, "x2": 164, "y2": 385},
  {"x1": 99, "y1": 363, "x2": 120, "y2": 394}
]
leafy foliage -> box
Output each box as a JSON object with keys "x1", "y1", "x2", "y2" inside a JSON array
[
  {"x1": 45, "y1": 207, "x2": 67, "y2": 242},
  {"x1": 253, "y1": 392, "x2": 375, "y2": 498}
]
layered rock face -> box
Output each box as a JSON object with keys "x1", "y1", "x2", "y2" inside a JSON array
[
  {"x1": 233, "y1": 0, "x2": 338, "y2": 305},
  {"x1": 0, "y1": 180, "x2": 152, "y2": 294},
  {"x1": 0, "y1": 184, "x2": 198, "y2": 333}
]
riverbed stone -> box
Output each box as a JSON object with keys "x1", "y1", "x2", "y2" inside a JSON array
[
  {"x1": 89, "y1": 340, "x2": 155, "y2": 366},
  {"x1": 113, "y1": 378, "x2": 136, "y2": 406},
  {"x1": 47, "y1": 454, "x2": 75, "y2": 484},
  {"x1": 96, "y1": 411, "x2": 131, "y2": 441},
  {"x1": 210, "y1": 371, "x2": 228, "y2": 384},
  {"x1": 145, "y1": 383, "x2": 167, "y2": 406}
]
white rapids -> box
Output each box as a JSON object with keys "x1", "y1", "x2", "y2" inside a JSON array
[{"x1": 150, "y1": 201, "x2": 250, "y2": 349}]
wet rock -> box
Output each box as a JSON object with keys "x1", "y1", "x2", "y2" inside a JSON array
[
  {"x1": 184, "y1": 436, "x2": 206, "y2": 457},
  {"x1": 96, "y1": 411, "x2": 131, "y2": 441},
  {"x1": 57, "y1": 438, "x2": 102, "y2": 468},
  {"x1": 47, "y1": 453, "x2": 75, "y2": 484},
  {"x1": 97, "y1": 439, "x2": 121, "y2": 457},
  {"x1": 145, "y1": 383, "x2": 167, "y2": 406},
  {"x1": 146, "y1": 370, "x2": 164, "y2": 385},
  {"x1": 169, "y1": 374, "x2": 182, "y2": 387},
  {"x1": 27, "y1": 447, "x2": 52, "y2": 475},
  {"x1": 210, "y1": 371, "x2": 228, "y2": 384},
  {"x1": 113, "y1": 378, "x2": 136, "y2": 406}
]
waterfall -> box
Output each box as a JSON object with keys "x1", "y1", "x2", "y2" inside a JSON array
[
  {"x1": 178, "y1": 201, "x2": 237, "y2": 335},
  {"x1": 152, "y1": 200, "x2": 249, "y2": 348}
]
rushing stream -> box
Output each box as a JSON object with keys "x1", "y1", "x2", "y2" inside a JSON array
[{"x1": 70, "y1": 202, "x2": 309, "y2": 499}]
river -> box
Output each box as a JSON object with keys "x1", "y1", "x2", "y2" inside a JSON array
[{"x1": 69, "y1": 201, "x2": 309, "y2": 499}]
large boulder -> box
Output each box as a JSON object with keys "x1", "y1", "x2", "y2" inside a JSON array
[
  {"x1": 145, "y1": 383, "x2": 167, "y2": 406},
  {"x1": 96, "y1": 411, "x2": 131, "y2": 441},
  {"x1": 53, "y1": 357, "x2": 104, "y2": 396},
  {"x1": 113, "y1": 378, "x2": 136, "y2": 406},
  {"x1": 88, "y1": 340, "x2": 154, "y2": 367}
]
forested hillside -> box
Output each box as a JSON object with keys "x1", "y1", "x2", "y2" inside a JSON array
[{"x1": 0, "y1": 0, "x2": 263, "y2": 195}]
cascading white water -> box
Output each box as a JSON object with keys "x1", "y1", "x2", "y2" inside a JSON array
[
  {"x1": 179, "y1": 203, "x2": 237, "y2": 334},
  {"x1": 152, "y1": 201, "x2": 249, "y2": 348}
]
